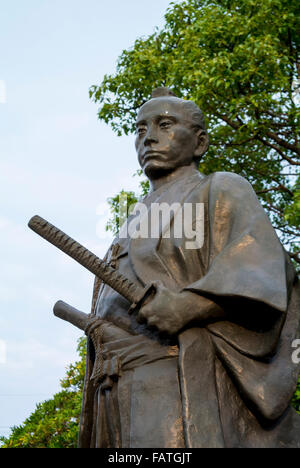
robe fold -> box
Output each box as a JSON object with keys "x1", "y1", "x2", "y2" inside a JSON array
[{"x1": 78, "y1": 170, "x2": 300, "y2": 448}]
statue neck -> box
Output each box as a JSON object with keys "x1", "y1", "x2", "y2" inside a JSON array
[{"x1": 148, "y1": 164, "x2": 199, "y2": 193}]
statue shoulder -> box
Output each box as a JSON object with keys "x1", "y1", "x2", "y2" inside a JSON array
[
  {"x1": 208, "y1": 171, "x2": 253, "y2": 191},
  {"x1": 194, "y1": 171, "x2": 261, "y2": 214},
  {"x1": 204, "y1": 171, "x2": 257, "y2": 202},
  {"x1": 183, "y1": 170, "x2": 254, "y2": 203}
]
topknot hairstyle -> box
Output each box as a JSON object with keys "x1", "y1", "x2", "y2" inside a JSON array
[
  {"x1": 149, "y1": 87, "x2": 206, "y2": 131},
  {"x1": 151, "y1": 87, "x2": 177, "y2": 98}
]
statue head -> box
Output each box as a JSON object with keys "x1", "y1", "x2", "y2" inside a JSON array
[{"x1": 135, "y1": 87, "x2": 209, "y2": 180}]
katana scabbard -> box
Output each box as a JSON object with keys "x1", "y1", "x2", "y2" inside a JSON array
[{"x1": 53, "y1": 300, "x2": 91, "y2": 331}]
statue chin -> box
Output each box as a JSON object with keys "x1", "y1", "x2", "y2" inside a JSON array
[{"x1": 142, "y1": 161, "x2": 173, "y2": 180}]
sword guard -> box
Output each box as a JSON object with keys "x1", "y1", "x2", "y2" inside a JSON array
[{"x1": 128, "y1": 283, "x2": 157, "y2": 315}]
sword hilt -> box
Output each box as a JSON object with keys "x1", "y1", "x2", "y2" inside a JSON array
[{"x1": 28, "y1": 215, "x2": 146, "y2": 305}]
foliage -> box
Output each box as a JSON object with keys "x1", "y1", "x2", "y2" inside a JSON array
[
  {"x1": 106, "y1": 189, "x2": 138, "y2": 236},
  {"x1": 102, "y1": 0, "x2": 300, "y2": 420},
  {"x1": 2, "y1": 0, "x2": 300, "y2": 449},
  {"x1": 0, "y1": 337, "x2": 86, "y2": 448},
  {"x1": 106, "y1": 171, "x2": 150, "y2": 236},
  {"x1": 90, "y1": 0, "x2": 300, "y2": 266},
  {"x1": 292, "y1": 378, "x2": 300, "y2": 415},
  {"x1": 60, "y1": 336, "x2": 86, "y2": 393}
]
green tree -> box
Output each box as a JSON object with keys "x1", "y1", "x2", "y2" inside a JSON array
[
  {"x1": 292, "y1": 379, "x2": 300, "y2": 415},
  {"x1": 106, "y1": 172, "x2": 150, "y2": 236},
  {"x1": 91, "y1": 0, "x2": 300, "y2": 266},
  {"x1": 2, "y1": 0, "x2": 300, "y2": 449},
  {"x1": 1, "y1": 333, "x2": 299, "y2": 447},
  {"x1": 0, "y1": 337, "x2": 86, "y2": 448},
  {"x1": 100, "y1": 0, "x2": 300, "y2": 425}
]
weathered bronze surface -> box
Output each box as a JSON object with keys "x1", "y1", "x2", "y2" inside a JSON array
[{"x1": 56, "y1": 88, "x2": 300, "y2": 447}]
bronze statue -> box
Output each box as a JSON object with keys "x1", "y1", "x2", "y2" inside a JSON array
[{"x1": 29, "y1": 88, "x2": 300, "y2": 448}]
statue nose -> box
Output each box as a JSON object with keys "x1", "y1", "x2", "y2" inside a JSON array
[{"x1": 144, "y1": 128, "x2": 159, "y2": 146}]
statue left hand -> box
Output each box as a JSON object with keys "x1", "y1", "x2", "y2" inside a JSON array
[
  {"x1": 137, "y1": 280, "x2": 225, "y2": 335},
  {"x1": 137, "y1": 281, "x2": 208, "y2": 335}
]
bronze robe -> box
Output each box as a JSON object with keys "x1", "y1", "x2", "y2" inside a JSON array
[{"x1": 78, "y1": 170, "x2": 300, "y2": 448}]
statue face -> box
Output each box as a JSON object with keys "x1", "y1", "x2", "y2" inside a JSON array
[{"x1": 135, "y1": 97, "x2": 200, "y2": 180}]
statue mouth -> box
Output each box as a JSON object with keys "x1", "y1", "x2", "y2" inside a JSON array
[{"x1": 143, "y1": 151, "x2": 166, "y2": 162}]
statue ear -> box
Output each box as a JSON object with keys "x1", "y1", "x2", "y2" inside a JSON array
[{"x1": 194, "y1": 129, "x2": 209, "y2": 157}]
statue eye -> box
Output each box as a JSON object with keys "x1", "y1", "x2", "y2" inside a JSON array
[
  {"x1": 137, "y1": 126, "x2": 146, "y2": 135},
  {"x1": 160, "y1": 120, "x2": 172, "y2": 129}
]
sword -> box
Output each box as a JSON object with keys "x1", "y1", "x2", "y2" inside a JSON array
[{"x1": 28, "y1": 215, "x2": 155, "y2": 329}]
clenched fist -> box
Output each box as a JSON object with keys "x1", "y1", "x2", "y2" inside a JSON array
[{"x1": 137, "y1": 281, "x2": 224, "y2": 335}]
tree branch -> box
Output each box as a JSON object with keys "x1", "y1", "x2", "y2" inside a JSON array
[
  {"x1": 256, "y1": 185, "x2": 293, "y2": 197},
  {"x1": 265, "y1": 129, "x2": 300, "y2": 156},
  {"x1": 288, "y1": 251, "x2": 300, "y2": 264},
  {"x1": 256, "y1": 136, "x2": 300, "y2": 166},
  {"x1": 216, "y1": 113, "x2": 300, "y2": 163}
]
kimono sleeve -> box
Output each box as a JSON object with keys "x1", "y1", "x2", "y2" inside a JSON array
[{"x1": 184, "y1": 171, "x2": 288, "y2": 313}]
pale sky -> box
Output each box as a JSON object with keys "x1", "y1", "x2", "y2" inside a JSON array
[{"x1": 0, "y1": 0, "x2": 172, "y2": 439}]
